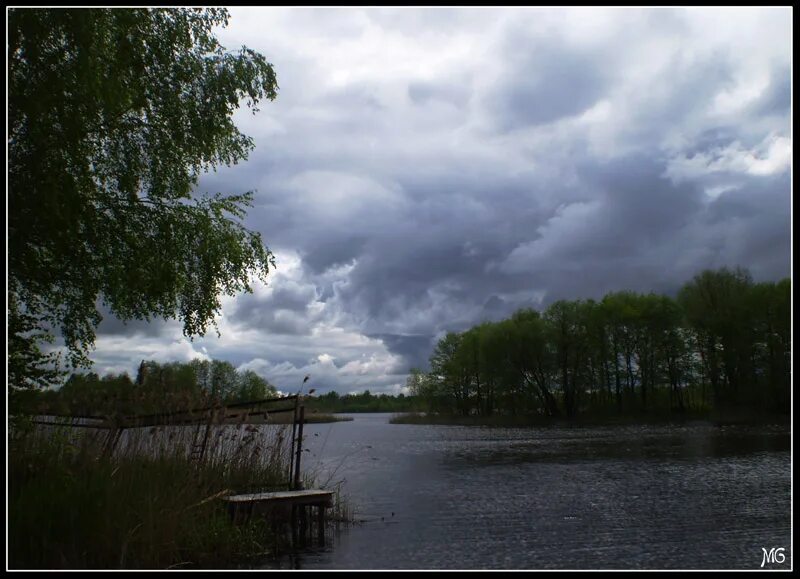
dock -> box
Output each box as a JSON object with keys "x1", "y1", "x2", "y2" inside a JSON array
[{"x1": 224, "y1": 489, "x2": 335, "y2": 544}]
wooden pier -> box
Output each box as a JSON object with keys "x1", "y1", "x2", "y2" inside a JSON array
[{"x1": 224, "y1": 489, "x2": 334, "y2": 544}]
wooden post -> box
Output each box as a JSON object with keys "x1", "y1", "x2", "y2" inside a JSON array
[
  {"x1": 288, "y1": 397, "x2": 299, "y2": 489},
  {"x1": 293, "y1": 404, "x2": 305, "y2": 490},
  {"x1": 299, "y1": 504, "x2": 308, "y2": 546},
  {"x1": 317, "y1": 504, "x2": 325, "y2": 546},
  {"x1": 291, "y1": 505, "x2": 298, "y2": 548}
]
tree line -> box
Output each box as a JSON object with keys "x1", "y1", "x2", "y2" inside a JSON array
[
  {"x1": 305, "y1": 390, "x2": 423, "y2": 414},
  {"x1": 18, "y1": 359, "x2": 277, "y2": 417},
  {"x1": 407, "y1": 267, "x2": 790, "y2": 420}
]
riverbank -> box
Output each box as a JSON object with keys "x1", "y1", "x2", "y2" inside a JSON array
[
  {"x1": 9, "y1": 422, "x2": 345, "y2": 569},
  {"x1": 304, "y1": 413, "x2": 354, "y2": 423},
  {"x1": 389, "y1": 409, "x2": 791, "y2": 428},
  {"x1": 247, "y1": 412, "x2": 354, "y2": 425}
]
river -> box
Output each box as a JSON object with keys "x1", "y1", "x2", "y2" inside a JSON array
[{"x1": 261, "y1": 413, "x2": 791, "y2": 570}]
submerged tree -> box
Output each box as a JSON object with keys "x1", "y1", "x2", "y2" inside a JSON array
[{"x1": 9, "y1": 8, "x2": 279, "y2": 386}]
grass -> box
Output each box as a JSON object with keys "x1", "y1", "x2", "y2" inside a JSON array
[
  {"x1": 9, "y1": 419, "x2": 346, "y2": 569},
  {"x1": 302, "y1": 413, "x2": 354, "y2": 424},
  {"x1": 228, "y1": 412, "x2": 353, "y2": 425}
]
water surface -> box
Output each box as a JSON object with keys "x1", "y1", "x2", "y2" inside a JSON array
[{"x1": 263, "y1": 414, "x2": 791, "y2": 570}]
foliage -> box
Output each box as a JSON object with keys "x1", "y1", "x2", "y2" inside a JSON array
[
  {"x1": 8, "y1": 8, "x2": 278, "y2": 383},
  {"x1": 413, "y1": 267, "x2": 790, "y2": 421},
  {"x1": 22, "y1": 359, "x2": 278, "y2": 417},
  {"x1": 305, "y1": 390, "x2": 423, "y2": 414},
  {"x1": 8, "y1": 294, "x2": 63, "y2": 392}
]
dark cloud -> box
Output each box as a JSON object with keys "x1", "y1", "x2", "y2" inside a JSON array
[
  {"x1": 368, "y1": 333, "x2": 436, "y2": 371},
  {"x1": 84, "y1": 8, "x2": 790, "y2": 393},
  {"x1": 752, "y1": 64, "x2": 791, "y2": 117},
  {"x1": 650, "y1": 55, "x2": 734, "y2": 120},
  {"x1": 582, "y1": 155, "x2": 704, "y2": 244},
  {"x1": 95, "y1": 307, "x2": 174, "y2": 338},
  {"x1": 682, "y1": 127, "x2": 742, "y2": 157},
  {"x1": 698, "y1": 173, "x2": 791, "y2": 280},
  {"x1": 487, "y1": 39, "x2": 609, "y2": 130},
  {"x1": 227, "y1": 280, "x2": 319, "y2": 335},
  {"x1": 302, "y1": 236, "x2": 366, "y2": 275}
]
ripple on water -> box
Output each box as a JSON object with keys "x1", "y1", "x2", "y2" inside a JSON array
[{"x1": 266, "y1": 416, "x2": 790, "y2": 570}]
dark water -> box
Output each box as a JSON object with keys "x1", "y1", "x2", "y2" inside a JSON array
[{"x1": 262, "y1": 414, "x2": 791, "y2": 570}]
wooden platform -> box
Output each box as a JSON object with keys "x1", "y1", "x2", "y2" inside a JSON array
[
  {"x1": 224, "y1": 489, "x2": 334, "y2": 508},
  {"x1": 223, "y1": 489, "x2": 334, "y2": 545}
]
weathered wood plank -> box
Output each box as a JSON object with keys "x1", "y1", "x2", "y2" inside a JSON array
[
  {"x1": 224, "y1": 489, "x2": 334, "y2": 507},
  {"x1": 223, "y1": 489, "x2": 334, "y2": 528}
]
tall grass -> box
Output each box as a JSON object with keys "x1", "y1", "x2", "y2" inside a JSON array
[{"x1": 9, "y1": 420, "x2": 330, "y2": 569}]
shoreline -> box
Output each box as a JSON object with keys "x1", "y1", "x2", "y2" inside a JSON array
[{"x1": 388, "y1": 411, "x2": 791, "y2": 429}]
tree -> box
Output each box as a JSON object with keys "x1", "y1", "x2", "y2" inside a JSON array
[
  {"x1": 232, "y1": 370, "x2": 277, "y2": 403},
  {"x1": 410, "y1": 267, "x2": 789, "y2": 421},
  {"x1": 544, "y1": 300, "x2": 588, "y2": 419},
  {"x1": 429, "y1": 331, "x2": 474, "y2": 415},
  {"x1": 8, "y1": 8, "x2": 279, "y2": 385},
  {"x1": 500, "y1": 310, "x2": 558, "y2": 416},
  {"x1": 405, "y1": 367, "x2": 428, "y2": 397},
  {"x1": 749, "y1": 279, "x2": 791, "y2": 410},
  {"x1": 8, "y1": 294, "x2": 63, "y2": 391},
  {"x1": 601, "y1": 291, "x2": 641, "y2": 410},
  {"x1": 678, "y1": 267, "x2": 755, "y2": 408}
]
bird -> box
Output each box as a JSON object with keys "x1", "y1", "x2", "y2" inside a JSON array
[
  {"x1": 308, "y1": 388, "x2": 316, "y2": 395},
  {"x1": 303, "y1": 375, "x2": 310, "y2": 384}
]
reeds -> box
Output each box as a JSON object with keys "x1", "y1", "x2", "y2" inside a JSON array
[{"x1": 9, "y1": 420, "x2": 338, "y2": 569}]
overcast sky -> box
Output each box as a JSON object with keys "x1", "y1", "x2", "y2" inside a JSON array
[{"x1": 89, "y1": 7, "x2": 792, "y2": 395}]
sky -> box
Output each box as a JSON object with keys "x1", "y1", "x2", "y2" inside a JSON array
[{"x1": 88, "y1": 7, "x2": 792, "y2": 395}]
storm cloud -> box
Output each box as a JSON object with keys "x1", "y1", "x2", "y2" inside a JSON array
[{"x1": 86, "y1": 8, "x2": 791, "y2": 394}]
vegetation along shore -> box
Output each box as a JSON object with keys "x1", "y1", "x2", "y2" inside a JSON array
[{"x1": 401, "y1": 267, "x2": 789, "y2": 426}]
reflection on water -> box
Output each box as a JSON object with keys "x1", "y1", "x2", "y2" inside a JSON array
[{"x1": 259, "y1": 414, "x2": 791, "y2": 570}]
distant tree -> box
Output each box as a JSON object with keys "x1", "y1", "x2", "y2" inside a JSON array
[
  {"x1": 411, "y1": 267, "x2": 789, "y2": 422},
  {"x1": 230, "y1": 370, "x2": 277, "y2": 403},
  {"x1": 43, "y1": 358, "x2": 280, "y2": 416},
  {"x1": 678, "y1": 267, "x2": 755, "y2": 408},
  {"x1": 601, "y1": 291, "x2": 641, "y2": 409},
  {"x1": 544, "y1": 300, "x2": 588, "y2": 419},
  {"x1": 405, "y1": 368, "x2": 429, "y2": 398},
  {"x1": 749, "y1": 279, "x2": 791, "y2": 410},
  {"x1": 9, "y1": 8, "x2": 279, "y2": 386},
  {"x1": 406, "y1": 367, "x2": 439, "y2": 411},
  {"x1": 208, "y1": 360, "x2": 237, "y2": 401},
  {"x1": 480, "y1": 310, "x2": 557, "y2": 417},
  {"x1": 429, "y1": 332, "x2": 470, "y2": 415}
]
